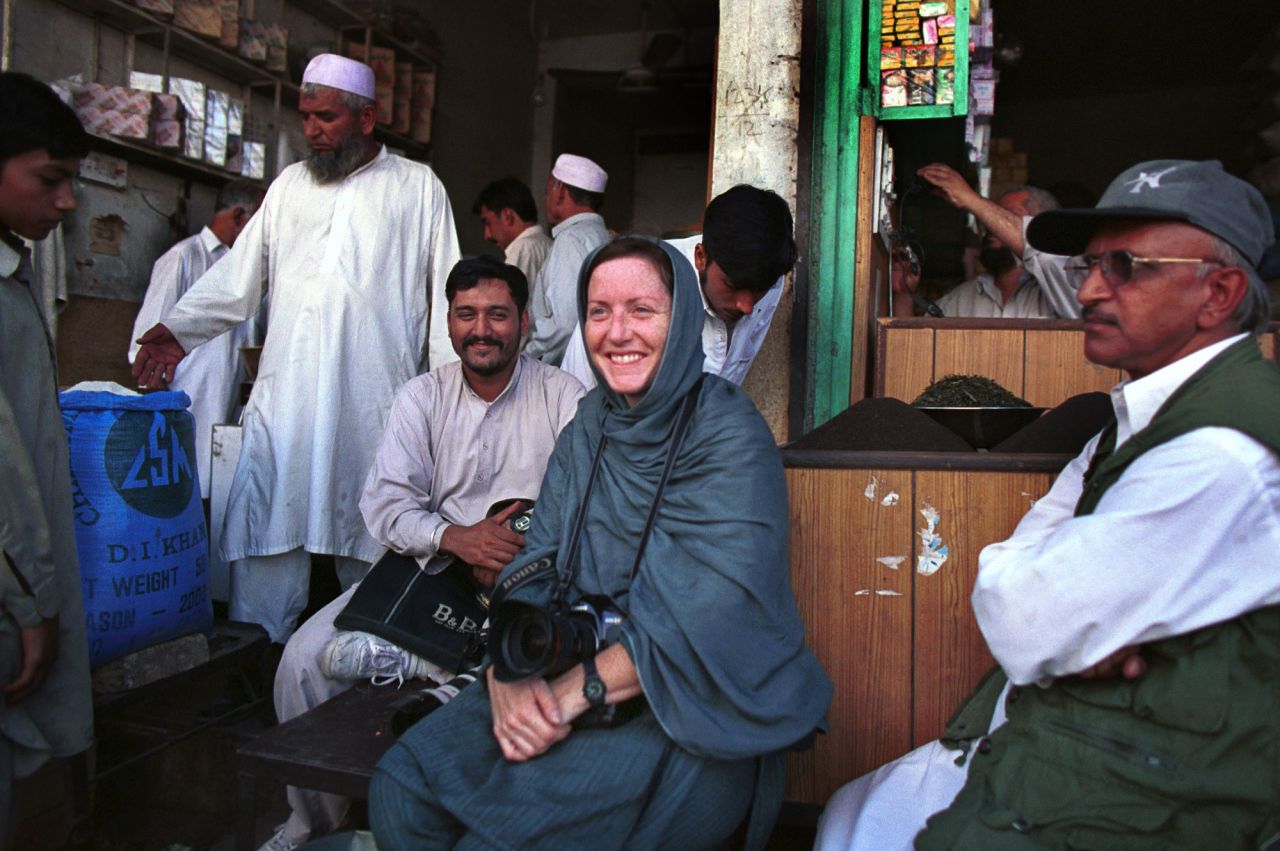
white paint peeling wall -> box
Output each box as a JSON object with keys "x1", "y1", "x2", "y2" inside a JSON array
[
  {"x1": 714, "y1": 0, "x2": 803, "y2": 440},
  {"x1": 711, "y1": 0, "x2": 802, "y2": 198}
]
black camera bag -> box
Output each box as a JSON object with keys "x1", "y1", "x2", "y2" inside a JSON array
[{"x1": 335, "y1": 499, "x2": 533, "y2": 675}]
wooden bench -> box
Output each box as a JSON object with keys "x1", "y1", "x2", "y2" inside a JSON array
[{"x1": 234, "y1": 683, "x2": 406, "y2": 851}]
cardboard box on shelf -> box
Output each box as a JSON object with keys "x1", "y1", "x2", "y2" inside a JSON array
[
  {"x1": 375, "y1": 82, "x2": 394, "y2": 125},
  {"x1": 394, "y1": 61, "x2": 413, "y2": 97},
  {"x1": 241, "y1": 141, "x2": 265, "y2": 179},
  {"x1": 225, "y1": 99, "x2": 244, "y2": 172},
  {"x1": 204, "y1": 90, "x2": 232, "y2": 166},
  {"x1": 168, "y1": 77, "x2": 207, "y2": 160},
  {"x1": 392, "y1": 97, "x2": 411, "y2": 134},
  {"x1": 150, "y1": 119, "x2": 183, "y2": 149},
  {"x1": 174, "y1": 0, "x2": 223, "y2": 39},
  {"x1": 128, "y1": 72, "x2": 165, "y2": 93},
  {"x1": 410, "y1": 101, "x2": 432, "y2": 144},
  {"x1": 347, "y1": 43, "x2": 396, "y2": 85},
  {"x1": 217, "y1": 0, "x2": 239, "y2": 48},
  {"x1": 238, "y1": 19, "x2": 268, "y2": 63},
  {"x1": 72, "y1": 83, "x2": 152, "y2": 115},
  {"x1": 134, "y1": 0, "x2": 173, "y2": 17},
  {"x1": 410, "y1": 67, "x2": 435, "y2": 105},
  {"x1": 265, "y1": 24, "x2": 289, "y2": 73},
  {"x1": 78, "y1": 107, "x2": 150, "y2": 140},
  {"x1": 151, "y1": 93, "x2": 184, "y2": 121}
]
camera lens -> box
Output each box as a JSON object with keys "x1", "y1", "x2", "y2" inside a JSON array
[
  {"x1": 496, "y1": 606, "x2": 554, "y2": 681},
  {"x1": 517, "y1": 618, "x2": 552, "y2": 662}
]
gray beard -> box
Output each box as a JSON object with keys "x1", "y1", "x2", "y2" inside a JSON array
[{"x1": 304, "y1": 133, "x2": 370, "y2": 183}]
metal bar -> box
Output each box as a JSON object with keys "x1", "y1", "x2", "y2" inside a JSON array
[
  {"x1": 91, "y1": 15, "x2": 101, "y2": 81},
  {"x1": 1, "y1": 0, "x2": 14, "y2": 72},
  {"x1": 160, "y1": 23, "x2": 170, "y2": 81},
  {"x1": 124, "y1": 32, "x2": 135, "y2": 78}
]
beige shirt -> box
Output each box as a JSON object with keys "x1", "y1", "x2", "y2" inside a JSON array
[
  {"x1": 936, "y1": 272, "x2": 1055, "y2": 319},
  {"x1": 359, "y1": 354, "x2": 584, "y2": 566},
  {"x1": 504, "y1": 224, "x2": 552, "y2": 286}
]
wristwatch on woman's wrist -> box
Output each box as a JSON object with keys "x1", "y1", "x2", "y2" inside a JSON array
[{"x1": 581, "y1": 656, "x2": 606, "y2": 708}]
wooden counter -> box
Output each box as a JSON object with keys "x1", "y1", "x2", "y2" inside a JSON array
[
  {"x1": 875, "y1": 317, "x2": 1279, "y2": 407},
  {"x1": 781, "y1": 450, "x2": 1073, "y2": 806}
]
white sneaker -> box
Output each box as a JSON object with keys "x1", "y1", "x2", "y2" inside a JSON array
[
  {"x1": 257, "y1": 824, "x2": 301, "y2": 851},
  {"x1": 320, "y1": 631, "x2": 436, "y2": 686}
]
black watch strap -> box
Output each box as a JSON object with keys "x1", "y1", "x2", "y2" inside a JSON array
[{"x1": 581, "y1": 655, "x2": 606, "y2": 708}]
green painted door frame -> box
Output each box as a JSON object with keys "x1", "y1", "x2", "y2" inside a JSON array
[
  {"x1": 805, "y1": 0, "x2": 864, "y2": 430},
  {"x1": 804, "y1": 0, "x2": 970, "y2": 430}
]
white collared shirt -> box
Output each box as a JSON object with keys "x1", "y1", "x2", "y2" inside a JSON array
[
  {"x1": 523, "y1": 211, "x2": 610, "y2": 365},
  {"x1": 503, "y1": 224, "x2": 552, "y2": 285},
  {"x1": 972, "y1": 334, "x2": 1280, "y2": 687},
  {"x1": 936, "y1": 272, "x2": 1055, "y2": 319}
]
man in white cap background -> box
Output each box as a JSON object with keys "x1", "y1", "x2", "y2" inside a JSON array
[
  {"x1": 522, "y1": 152, "x2": 610, "y2": 364},
  {"x1": 815, "y1": 159, "x2": 1280, "y2": 849},
  {"x1": 132, "y1": 53, "x2": 461, "y2": 649}
]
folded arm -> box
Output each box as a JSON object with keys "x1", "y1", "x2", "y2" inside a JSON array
[{"x1": 974, "y1": 428, "x2": 1280, "y2": 686}]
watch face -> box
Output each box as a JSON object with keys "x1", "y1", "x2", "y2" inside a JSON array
[{"x1": 584, "y1": 678, "x2": 605, "y2": 703}]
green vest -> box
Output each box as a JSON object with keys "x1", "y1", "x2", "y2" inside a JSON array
[{"x1": 918, "y1": 338, "x2": 1280, "y2": 850}]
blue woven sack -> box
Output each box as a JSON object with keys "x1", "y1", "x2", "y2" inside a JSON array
[{"x1": 59, "y1": 389, "x2": 213, "y2": 667}]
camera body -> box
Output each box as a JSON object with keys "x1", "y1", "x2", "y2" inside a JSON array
[{"x1": 491, "y1": 594, "x2": 622, "y2": 683}]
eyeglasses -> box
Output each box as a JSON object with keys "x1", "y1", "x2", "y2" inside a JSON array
[{"x1": 1067, "y1": 249, "x2": 1223, "y2": 288}]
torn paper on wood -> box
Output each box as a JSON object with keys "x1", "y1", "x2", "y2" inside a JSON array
[
  {"x1": 864, "y1": 476, "x2": 878, "y2": 501},
  {"x1": 876, "y1": 556, "x2": 906, "y2": 570},
  {"x1": 916, "y1": 502, "x2": 949, "y2": 576}
]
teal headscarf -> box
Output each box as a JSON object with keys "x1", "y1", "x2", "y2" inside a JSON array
[{"x1": 499, "y1": 236, "x2": 831, "y2": 760}]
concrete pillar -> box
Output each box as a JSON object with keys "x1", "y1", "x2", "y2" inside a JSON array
[{"x1": 712, "y1": 0, "x2": 804, "y2": 442}]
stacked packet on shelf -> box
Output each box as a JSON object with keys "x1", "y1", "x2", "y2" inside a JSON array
[{"x1": 71, "y1": 83, "x2": 152, "y2": 141}]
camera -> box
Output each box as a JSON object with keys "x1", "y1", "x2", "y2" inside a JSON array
[{"x1": 491, "y1": 594, "x2": 622, "y2": 683}]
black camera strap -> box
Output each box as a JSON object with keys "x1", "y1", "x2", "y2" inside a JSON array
[
  {"x1": 626, "y1": 376, "x2": 702, "y2": 585},
  {"x1": 490, "y1": 377, "x2": 704, "y2": 610}
]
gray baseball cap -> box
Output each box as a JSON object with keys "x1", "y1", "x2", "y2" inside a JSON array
[{"x1": 1026, "y1": 160, "x2": 1273, "y2": 266}]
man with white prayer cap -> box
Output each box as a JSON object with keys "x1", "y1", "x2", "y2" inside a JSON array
[
  {"x1": 522, "y1": 152, "x2": 609, "y2": 364},
  {"x1": 132, "y1": 53, "x2": 462, "y2": 648}
]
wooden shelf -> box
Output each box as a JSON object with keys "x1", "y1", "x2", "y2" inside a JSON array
[
  {"x1": 339, "y1": 26, "x2": 440, "y2": 68},
  {"x1": 58, "y1": 0, "x2": 281, "y2": 85},
  {"x1": 87, "y1": 131, "x2": 256, "y2": 185},
  {"x1": 286, "y1": 0, "x2": 366, "y2": 30}
]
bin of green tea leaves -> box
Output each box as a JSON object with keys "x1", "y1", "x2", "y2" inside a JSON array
[{"x1": 912, "y1": 375, "x2": 1045, "y2": 450}]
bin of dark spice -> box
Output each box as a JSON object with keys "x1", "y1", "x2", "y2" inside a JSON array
[{"x1": 911, "y1": 375, "x2": 1044, "y2": 450}]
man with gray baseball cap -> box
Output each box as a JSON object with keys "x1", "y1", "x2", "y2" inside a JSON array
[{"x1": 815, "y1": 160, "x2": 1280, "y2": 850}]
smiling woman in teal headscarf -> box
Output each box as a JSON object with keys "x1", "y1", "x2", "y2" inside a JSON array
[{"x1": 370, "y1": 236, "x2": 831, "y2": 851}]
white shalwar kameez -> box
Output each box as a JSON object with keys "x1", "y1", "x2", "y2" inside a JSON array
[
  {"x1": 161, "y1": 147, "x2": 460, "y2": 640},
  {"x1": 128, "y1": 227, "x2": 260, "y2": 499}
]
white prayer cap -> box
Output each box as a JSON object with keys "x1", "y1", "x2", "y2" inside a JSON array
[
  {"x1": 552, "y1": 153, "x2": 608, "y2": 193},
  {"x1": 302, "y1": 53, "x2": 376, "y2": 100}
]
